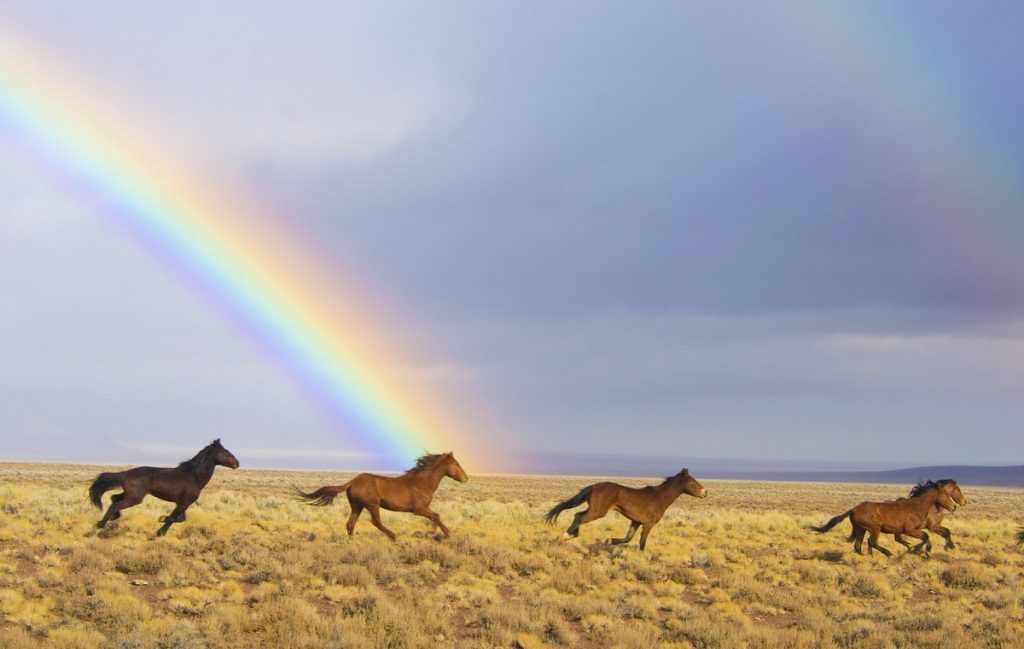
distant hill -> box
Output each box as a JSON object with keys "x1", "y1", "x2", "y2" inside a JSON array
[
  {"x1": 702, "y1": 465, "x2": 1024, "y2": 488},
  {"x1": 510, "y1": 453, "x2": 1024, "y2": 487}
]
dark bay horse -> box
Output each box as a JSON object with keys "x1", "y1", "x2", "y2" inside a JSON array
[
  {"x1": 893, "y1": 480, "x2": 967, "y2": 551},
  {"x1": 295, "y1": 452, "x2": 468, "y2": 540},
  {"x1": 811, "y1": 481, "x2": 959, "y2": 556},
  {"x1": 90, "y1": 439, "x2": 239, "y2": 536},
  {"x1": 544, "y1": 468, "x2": 707, "y2": 550}
]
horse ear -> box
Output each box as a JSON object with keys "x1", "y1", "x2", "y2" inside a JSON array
[
  {"x1": 213, "y1": 438, "x2": 222, "y2": 446},
  {"x1": 681, "y1": 468, "x2": 689, "y2": 476}
]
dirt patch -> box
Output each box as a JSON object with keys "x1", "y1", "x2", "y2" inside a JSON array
[
  {"x1": 122, "y1": 574, "x2": 168, "y2": 613},
  {"x1": 750, "y1": 611, "x2": 800, "y2": 629},
  {"x1": 14, "y1": 559, "x2": 37, "y2": 578}
]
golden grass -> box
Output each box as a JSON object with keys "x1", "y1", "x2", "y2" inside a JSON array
[{"x1": 0, "y1": 462, "x2": 1021, "y2": 648}]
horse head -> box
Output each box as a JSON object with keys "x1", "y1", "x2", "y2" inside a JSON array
[
  {"x1": 211, "y1": 439, "x2": 240, "y2": 469},
  {"x1": 939, "y1": 480, "x2": 966, "y2": 507},
  {"x1": 676, "y1": 468, "x2": 707, "y2": 499},
  {"x1": 444, "y1": 452, "x2": 468, "y2": 483},
  {"x1": 934, "y1": 489, "x2": 957, "y2": 512}
]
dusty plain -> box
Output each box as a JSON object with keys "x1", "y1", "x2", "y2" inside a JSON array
[{"x1": 0, "y1": 463, "x2": 1021, "y2": 648}]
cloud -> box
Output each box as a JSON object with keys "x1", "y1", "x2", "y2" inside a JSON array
[{"x1": 0, "y1": 2, "x2": 1021, "y2": 467}]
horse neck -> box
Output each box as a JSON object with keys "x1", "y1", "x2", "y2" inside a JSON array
[
  {"x1": 912, "y1": 488, "x2": 944, "y2": 514},
  {"x1": 409, "y1": 460, "x2": 449, "y2": 494},
  {"x1": 185, "y1": 451, "x2": 218, "y2": 488},
  {"x1": 654, "y1": 477, "x2": 689, "y2": 506}
]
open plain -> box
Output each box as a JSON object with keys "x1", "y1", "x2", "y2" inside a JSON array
[{"x1": 0, "y1": 463, "x2": 1021, "y2": 648}]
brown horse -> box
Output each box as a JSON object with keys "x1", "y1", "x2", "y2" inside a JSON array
[
  {"x1": 295, "y1": 452, "x2": 467, "y2": 540},
  {"x1": 811, "y1": 481, "x2": 959, "y2": 556},
  {"x1": 1016, "y1": 528, "x2": 1024, "y2": 547},
  {"x1": 893, "y1": 480, "x2": 967, "y2": 551},
  {"x1": 90, "y1": 439, "x2": 239, "y2": 536},
  {"x1": 544, "y1": 468, "x2": 707, "y2": 550}
]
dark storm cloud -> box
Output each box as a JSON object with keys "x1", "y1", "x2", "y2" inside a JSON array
[{"x1": 268, "y1": 4, "x2": 1023, "y2": 325}]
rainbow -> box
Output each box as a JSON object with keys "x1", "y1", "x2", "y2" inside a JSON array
[
  {"x1": 792, "y1": 4, "x2": 1023, "y2": 271},
  {"x1": 0, "y1": 31, "x2": 462, "y2": 469}
]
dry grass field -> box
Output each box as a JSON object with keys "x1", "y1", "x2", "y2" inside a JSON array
[{"x1": 0, "y1": 463, "x2": 1021, "y2": 649}]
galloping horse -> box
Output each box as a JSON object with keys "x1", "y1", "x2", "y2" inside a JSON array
[
  {"x1": 90, "y1": 439, "x2": 239, "y2": 536},
  {"x1": 295, "y1": 452, "x2": 468, "y2": 540},
  {"x1": 544, "y1": 468, "x2": 707, "y2": 550},
  {"x1": 810, "y1": 480, "x2": 959, "y2": 556},
  {"x1": 893, "y1": 480, "x2": 967, "y2": 551},
  {"x1": 1016, "y1": 528, "x2": 1024, "y2": 547}
]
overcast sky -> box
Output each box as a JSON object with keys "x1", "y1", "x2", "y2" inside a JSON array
[{"x1": 1, "y1": 2, "x2": 1021, "y2": 471}]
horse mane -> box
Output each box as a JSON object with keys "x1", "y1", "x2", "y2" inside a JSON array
[
  {"x1": 908, "y1": 478, "x2": 955, "y2": 498},
  {"x1": 659, "y1": 468, "x2": 690, "y2": 487},
  {"x1": 177, "y1": 441, "x2": 220, "y2": 472},
  {"x1": 402, "y1": 453, "x2": 449, "y2": 476}
]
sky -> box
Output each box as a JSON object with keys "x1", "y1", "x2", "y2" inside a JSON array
[{"x1": 0, "y1": 2, "x2": 1021, "y2": 472}]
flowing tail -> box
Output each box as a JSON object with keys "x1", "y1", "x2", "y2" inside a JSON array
[
  {"x1": 89, "y1": 472, "x2": 127, "y2": 509},
  {"x1": 810, "y1": 510, "x2": 853, "y2": 533},
  {"x1": 544, "y1": 485, "x2": 594, "y2": 524},
  {"x1": 294, "y1": 482, "x2": 352, "y2": 507}
]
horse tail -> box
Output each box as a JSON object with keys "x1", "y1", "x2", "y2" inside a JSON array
[
  {"x1": 810, "y1": 509, "x2": 853, "y2": 533},
  {"x1": 294, "y1": 482, "x2": 352, "y2": 507},
  {"x1": 544, "y1": 485, "x2": 594, "y2": 524},
  {"x1": 89, "y1": 472, "x2": 126, "y2": 509},
  {"x1": 1016, "y1": 527, "x2": 1024, "y2": 546}
]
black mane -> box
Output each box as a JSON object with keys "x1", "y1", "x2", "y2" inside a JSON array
[
  {"x1": 908, "y1": 478, "x2": 955, "y2": 498},
  {"x1": 177, "y1": 440, "x2": 221, "y2": 472}
]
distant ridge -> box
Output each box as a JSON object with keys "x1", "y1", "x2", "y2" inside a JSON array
[
  {"x1": 510, "y1": 453, "x2": 1023, "y2": 487},
  {"x1": 702, "y1": 465, "x2": 1024, "y2": 488}
]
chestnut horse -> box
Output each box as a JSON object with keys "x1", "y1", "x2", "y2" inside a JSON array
[
  {"x1": 893, "y1": 480, "x2": 967, "y2": 551},
  {"x1": 811, "y1": 481, "x2": 959, "y2": 556},
  {"x1": 295, "y1": 452, "x2": 467, "y2": 540},
  {"x1": 544, "y1": 468, "x2": 707, "y2": 550},
  {"x1": 90, "y1": 439, "x2": 239, "y2": 536}
]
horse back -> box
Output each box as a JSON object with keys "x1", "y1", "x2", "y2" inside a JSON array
[
  {"x1": 598, "y1": 482, "x2": 665, "y2": 520},
  {"x1": 349, "y1": 473, "x2": 419, "y2": 511},
  {"x1": 851, "y1": 499, "x2": 927, "y2": 533},
  {"x1": 127, "y1": 466, "x2": 194, "y2": 502}
]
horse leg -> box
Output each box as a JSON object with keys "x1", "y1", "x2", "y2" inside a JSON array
[
  {"x1": 414, "y1": 507, "x2": 450, "y2": 537},
  {"x1": 98, "y1": 493, "x2": 124, "y2": 527},
  {"x1": 893, "y1": 534, "x2": 913, "y2": 551},
  {"x1": 638, "y1": 523, "x2": 655, "y2": 551},
  {"x1": 867, "y1": 528, "x2": 891, "y2": 557},
  {"x1": 567, "y1": 503, "x2": 609, "y2": 538},
  {"x1": 108, "y1": 493, "x2": 124, "y2": 520},
  {"x1": 366, "y1": 504, "x2": 397, "y2": 541},
  {"x1": 346, "y1": 502, "x2": 364, "y2": 536},
  {"x1": 935, "y1": 525, "x2": 955, "y2": 550},
  {"x1": 904, "y1": 529, "x2": 931, "y2": 555},
  {"x1": 155, "y1": 501, "x2": 192, "y2": 537},
  {"x1": 852, "y1": 525, "x2": 866, "y2": 554},
  {"x1": 566, "y1": 510, "x2": 587, "y2": 537},
  {"x1": 607, "y1": 521, "x2": 640, "y2": 545},
  {"x1": 98, "y1": 491, "x2": 143, "y2": 529}
]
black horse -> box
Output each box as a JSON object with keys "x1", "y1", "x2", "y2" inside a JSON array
[{"x1": 89, "y1": 439, "x2": 239, "y2": 536}]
